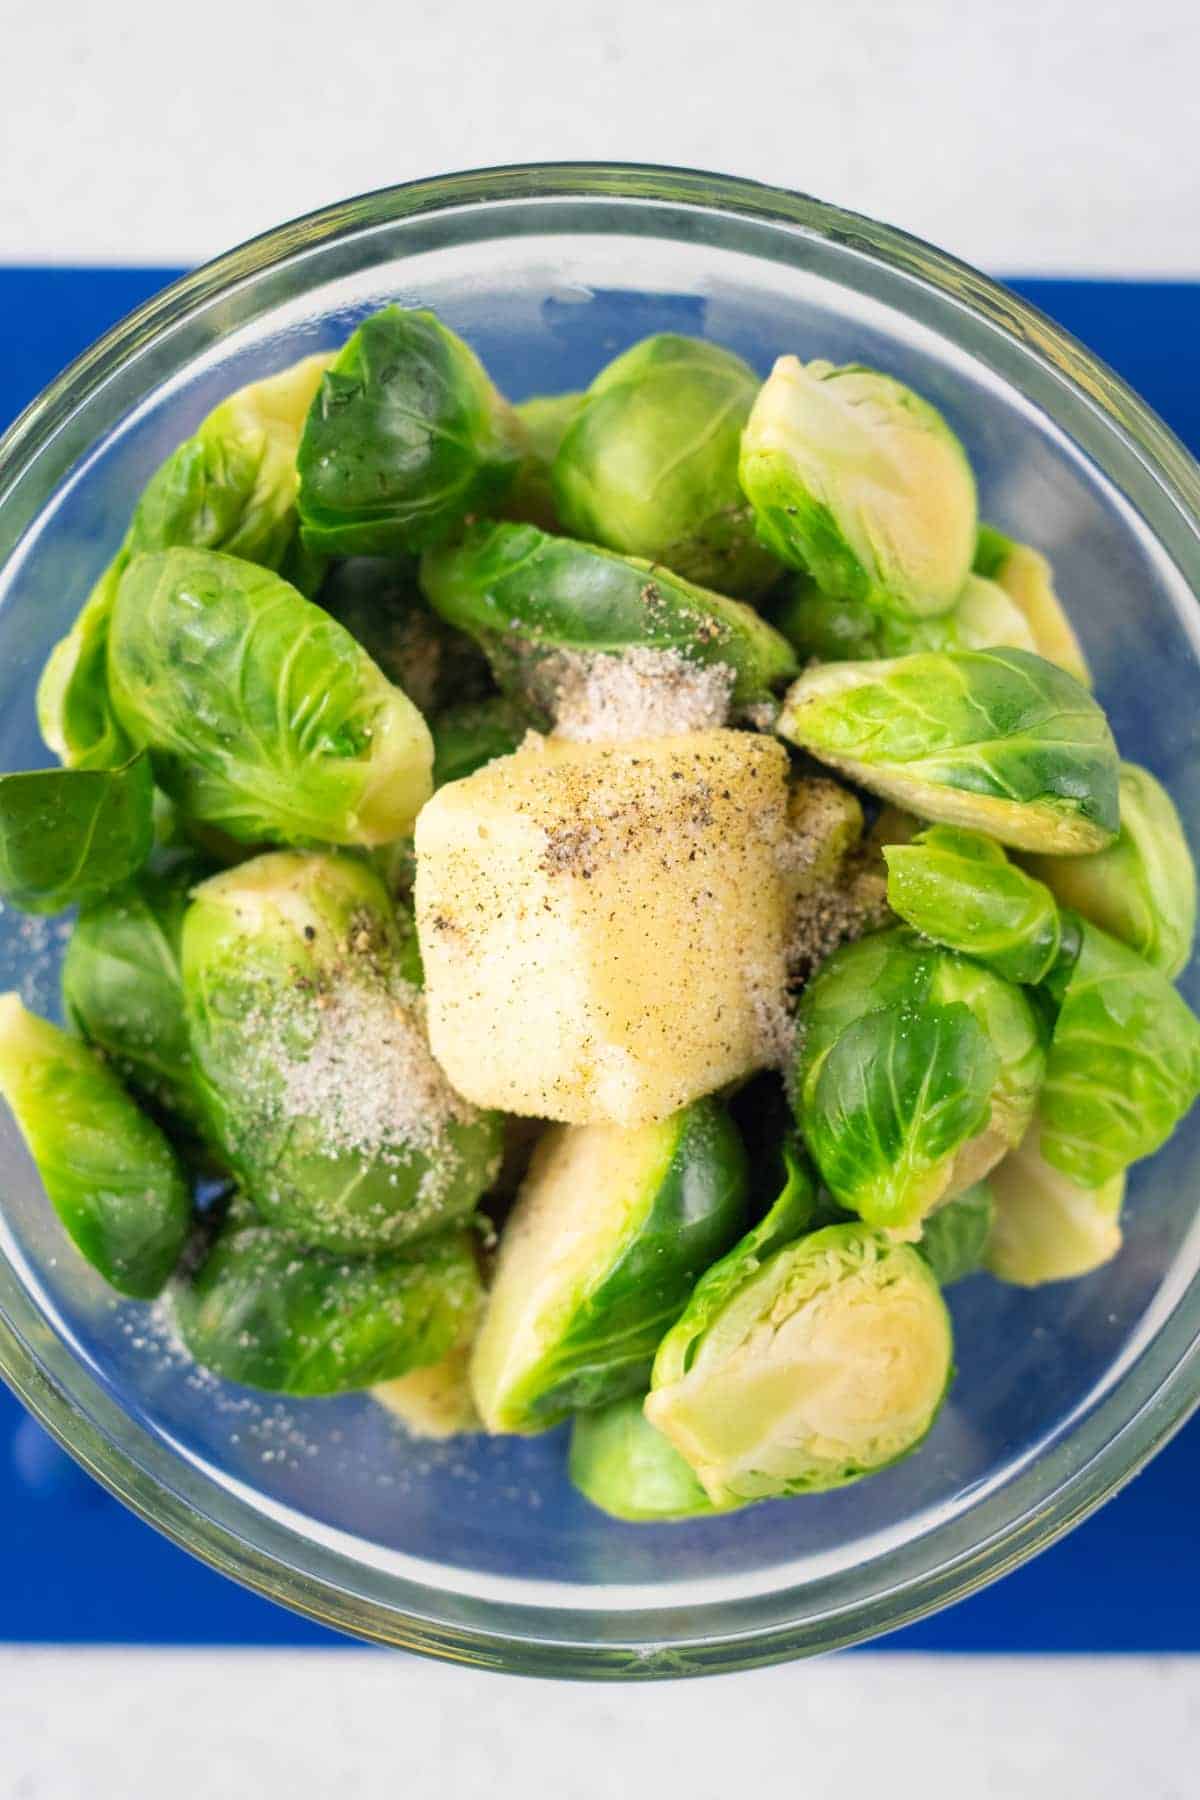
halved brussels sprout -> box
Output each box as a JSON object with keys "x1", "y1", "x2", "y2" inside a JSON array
[
  {"x1": 917, "y1": 1180, "x2": 995, "y2": 1286},
  {"x1": 739, "y1": 357, "x2": 977, "y2": 618},
  {"x1": 182, "y1": 851, "x2": 503, "y2": 1253},
  {"x1": 772, "y1": 572, "x2": 1036, "y2": 664},
  {"x1": 552, "y1": 335, "x2": 778, "y2": 597},
  {"x1": 418, "y1": 520, "x2": 798, "y2": 720},
  {"x1": 0, "y1": 994, "x2": 190, "y2": 1298},
  {"x1": 986, "y1": 1123, "x2": 1124, "y2": 1286},
  {"x1": 172, "y1": 1217, "x2": 482, "y2": 1396},
  {"x1": 373, "y1": 1344, "x2": 480, "y2": 1438},
  {"x1": 505, "y1": 392, "x2": 585, "y2": 531},
  {"x1": 62, "y1": 856, "x2": 209, "y2": 1136},
  {"x1": 974, "y1": 526, "x2": 1091, "y2": 686},
  {"x1": 36, "y1": 564, "x2": 132, "y2": 771},
  {"x1": 0, "y1": 753, "x2": 154, "y2": 914},
  {"x1": 1025, "y1": 763, "x2": 1196, "y2": 979},
  {"x1": 647, "y1": 1222, "x2": 953, "y2": 1504},
  {"x1": 778, "y1": 647, "x2": 1120, "y2": 853},
  {"x1": 1039, "y1": 918, "x2": 1200, "y2": 1188},
  {"x1": 777, "y1": 778, "x2": 892, "y2": 984},
  {"x1": 569, "y1": 1396, "x2": 727, "y2": 1522},
  {"x1": 38, "y1": 354, "x2": 331, "y2": 770},
  {"x1": 108, "y1": 547, "x2": 433, "y2": 847},
  {"x1": 884, "y1": 826, "x2": 1063, "y2": 985},
  {"x1": 431, "y1": 695, "x2": 529, "y2": 788},
  {"x1": 296, "y1": 307, "x2": 523, "y2": 557},
  {"x1": 469, "y1": 1099, "x2": 749, "y2": 1434},
  {"x1": 795, "y1": 928, "x2": 1045, "y2": 1233},
  {"x1": 781, "y1": 778, "x2": 865, "y2": 901},
  {"x1": 316, "y1": 556, "x2": 491, "y2": 715}
]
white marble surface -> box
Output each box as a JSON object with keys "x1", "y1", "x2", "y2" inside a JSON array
[
  {"x1": 2, "y1": 0, "x2": 1198, "y2": 272},
  {"x1": 1, "y1": 1649, "x2": 1198, "y2": 1798}
]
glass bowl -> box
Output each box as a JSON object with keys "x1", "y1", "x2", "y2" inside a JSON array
[{"x1": 1, "y1": 163, "x2": 1198, "y2": 1681}]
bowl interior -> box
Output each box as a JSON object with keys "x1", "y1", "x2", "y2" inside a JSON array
[{"x1": 1, "y1": 178, "x2": 1198, "y2": 1668}]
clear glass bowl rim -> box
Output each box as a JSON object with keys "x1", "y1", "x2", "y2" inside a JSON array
[{"x1": 1, "y1": 160, "x2": 1199, "y2": 1680}]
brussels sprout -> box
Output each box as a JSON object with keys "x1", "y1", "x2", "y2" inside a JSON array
[
  {"x1": 296, "y1": 307, "x2": 522, "y2": 558},
  {"x1": 36, "y1": 563, "x2": 133, "y2": 771},
  {"x1": 778, "y1": 647, "x2": 1120, "y2": 853},
  {"x1": 1038, "y1": 918, "x2": 1200, "y2": 1188},
  {"x1": 373, "y1": 1344, "x2": 480, "y2": 1438},
  {"x1": 38, "y1": 355, "x2": 331, "y2": 770},
  {"x1": 772, "y1": 572, "x2": 1036, "y2": 664},
  {"x1": 316, "y1": 556, "x2": 490, "y2": 715},
  {"x1": 782, "y1": 778, "x2": 865, "y2": 899},
  {"x1": 505, "y1": 392, "x2": 584, "y2": 531},
  {"x1": 795, "y1": 929, "x2": 1045, "y2": 1233},
  {"x1": 469, "y1": 1099, "x2": 750, "y2": 1434},
  {"x1": 974, "y1": 526, "x2": 1091, "y2": 686},
  {"x1": 108, "y1": 548, "x2": 433, "y2": 847},
  {"x1": 172, "y1": 1217, "x2": 482, "y2": 1397},
  {"x1": 61, "y1": 857, "x2": 208, "y2": 1135},
  {"x1": 1025, "y1": 763, "x2": 1196, "y2": 979},
  {"x1": 551, "y1": 335, "x2": 778, "y2": 597},
  {"x1": 986, "y1": 1123, "x2": 1123, "y2": 1286},
  {"x1": 647, "y1": 1222, "x2": 953, "y2": 1504},
  {"x1": 0, "y1": 994, "x2": 190, "y2": 1298},
  {"x1": 884, "y1": 826, "x2": 1063, "y2": 985},
  {"x1": 0, "y1": 753, "x2": 154, "y2": 914},
  {"x1": 739, "y1": 357, "x2": 977, "y2": 618},
  {"x1": 419, "y1": 520, "x2": 798, "y2": 719},
  {"x1": 917, "y1": 1181, "x2": 995, "y2": 1286},
  {"x1": 182, "y1": 851, "x2": 503, "y2": 1253},
  {"x1": 431, "y1": 695, "x2": 529, "y2": 787},
  {"x1": 569, "y1": 1396, "x2": 728, "y2": 1522}
]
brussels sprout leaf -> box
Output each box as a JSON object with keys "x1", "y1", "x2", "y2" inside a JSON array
[{"x1": 0, "y1": 752, "x2": 154, "y2": 914}]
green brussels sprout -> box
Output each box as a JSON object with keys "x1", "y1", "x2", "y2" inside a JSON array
[
  {"x1": 974, "y1": 526, "x2": 1091, "y2": 686},
  {"x1": 917, "y1": 1180, "x2": 995, "y2": 1286},
  {"x1": 431, "y1": 695, "x2": 529, "y2": 787},
  {"x1": 569, "y1": 1396, "x2": 730, "y2": 1522},
  {"x1": 107, "y1": 548, "x2": 433, "y2": 848},
  {"x1": 1025, "y1": 763, "x2": 1196, "y2": 979},
  {"x1": 504, "y1": 392, "x2": 585, "y2": 531},
  {"x1": 62, "y1": 856, "x2": 209, "y2": 1136},
  {"x1": 772, "y1": 571, "x2": 1036, "y2": 663},
  {"x1": 884, "y1": 826, "x2": 1063, "y2": 985},
  {"x1": 38, "y1": 355, "x2": 331, "y2": 771},
  {"x1": 36, "y1": 563, "x2": 132, "y2": 771},
  {"x1": 419, "y1": 520, "x2": 798, "y2": 720},
  {"x1": 0, "y1": 753, "x2": 154, "y2": 914},
  {"x1": 0, "y1": 994, "x2": 190, "y2": 1298},
  {"x1": 316, "y1": 556, "x2": 491, "y2": 715},
  {"x1": 781, "y1": 778, "x2": 864, "y2": 896},
  {"x1": 795, "y1": 928, "x2": 1045, "y2": 1233},
  {"x1": 647, "y1": 1222, "x2": 953, "y2": 1504},
  {"x1": 739, "y1": 357, "x2": 977, "y2": 617},
  {"x1": 778, "y1": 647, "x2": 1120, "y2": 853},
  {"x1": 986, "y1": 1123, "x2": 1124, "y2": 1286},
  {"x1": 373, "y1": 1343, "x2": 480, "y2": 1438},
  {"x1": 551, "y1": 335, "x2": 778, "y2": 597},
  {"x1": 296, "y1": 307, "x2": 523, "y2": 558},
  {"x1": 172, "y1": 1216, "x2": 482, "y2": 1397},
  {"x1": 182, "y1": 851, "x2": 502, "y2": 1253},
  {"x1": 469, "y1": 1099, "x2": 750, "y2": 1434},
  {"x1": 1038, "y1": 918, "x2": 1200, "y2": 1188}
]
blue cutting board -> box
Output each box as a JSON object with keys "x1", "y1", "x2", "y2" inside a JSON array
[{"x1": 0, "y1": 269, "x2": 1197, "y2": 1650}]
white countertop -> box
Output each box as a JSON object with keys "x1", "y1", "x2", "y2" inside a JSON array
[
  {"x1": 2, "y1": 1649, "x2": 1198, "y2": 1798},
  {"x1": 2, "y1": 0, "x2": 1198, "y2": 273}
]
